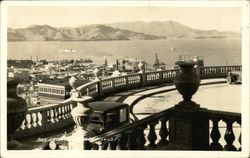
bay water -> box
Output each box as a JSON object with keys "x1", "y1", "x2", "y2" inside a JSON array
[{"x1": 8, "y1": 38, "x2": 241, "y2": 68}]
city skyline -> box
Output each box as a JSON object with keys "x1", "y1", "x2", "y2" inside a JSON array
[{"x1": 8, "y1": 6, "x2": 241, "y2": 32}]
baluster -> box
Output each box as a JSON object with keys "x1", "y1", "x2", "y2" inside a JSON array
[
  {"x1": 84, "y1": 140, "x2": 92, "y2": 150},
  {"x1": 40, "y1": 110, "x2": 47, "y2": 127},
  {"x1": 125, "y1": 76, "x2": 129, "y2": 87},
  {"x1": 32, "y1": 112, "x2": 38, "y2": 127},
  {"x1": 22, "y1": 116, "x2": 28, "y2": 129},
  {"x1": 50, "y1": 109, "x2": 55, "y2": 123},
  {"x1": 116, "y1": 133, "x2": 128, "y2": 150},
  {"x1": 107, "y1": 138, "x2": 118, "y2": 150},
  {"x1": 111, "y1": 79, "x2": 115, "y2": 88},
  {"x1": 158, "y1": 118, "x2": 169, "y2": 145},
  {"x1": 68, "y1": 104, "x2": 72, "y2": 117},
  {"x1": 36, "y1": 112, "x2": 42, "y2": 126},
  {"x1": 58, "y1": 106, "x2": 62, "y2": 120},
  {"x1": 135, "y1": 125, "x2": 147, "y2": 150},
  {"x1": 19, "y1": 119, "x2": 26, "y2": 130},
  {"x1": 61, "y1": 105, "x2": 65, "y2": 119},
  {"x1": 237, "y1": 120, "x2": 241, "y2": 151},
  {"x1": 47, "y1": 110, "x2": 51, "y2": 123},
  {"x1": 126, "y1": 130, "x2": 137, "y2": 150},
  {"x1": 209, "y1": 118, "x2": 222, "y2": 150},
  {"x1": 54, "y1": 108, "x2": 59, "y2": 122},
  {"x1": 147, "y1": 120, "x2": 158, "y2": 148},
  {"x1": 96, "y1": 141, "x2": 106, "y2": 150},
  {"x1": 63, "y1": 105, "x2": 68, "y2": 118},
  {"x1": 60, "y1": 106, "x2": 64, "y2": 119},
  {"x1": 65, "y1": 104, "x2": 69, "y2": 118},
  {"x1": 223, "y1": 119, "x2": 237, "y2": 151},
  {"x1": 26, "y1": 114, "x2": 32, "y2": 128}
]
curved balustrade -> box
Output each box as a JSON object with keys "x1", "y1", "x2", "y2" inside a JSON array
[
  {"x1": 84, "y1": 108, "x2": 241, "y2": 151},
  {"x1": 201, "y1": 65, "x2": 242, "y2": 79},
  {"x1": 14, "y1": 99, "x2": 76, "y2": 139},
  {"x1": 87, "y1": 107, "x2": 173, "y2": 150},
  {"x1": 76, "y1": 65, "x2": 241, "y2": 98},
  {"x1": 14, "y1": 65, "x2": 241, "y2": 139}
]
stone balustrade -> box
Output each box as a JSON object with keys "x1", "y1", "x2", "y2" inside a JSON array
[
  {"x1": 201, "y1": 65, "x2": 242, "y2": 79},
  {"x1": 85, "y1": 108, "x2": 241, "y2": 151},
  {"x1": 76, "y1": 65, "x2": 241, "y2": 98},
  {"x1": 87, "y1": 107, "x2": 172, "y2": 150},
  {"x1": 13, "y1": 65, "x2": 241, "y2": 139},
  {"x1": 13, "y1": 99, "x2": 77, "y2": 139},
  {"x1": 204, "y1": 109, "x2": 241, "y2": 151}
]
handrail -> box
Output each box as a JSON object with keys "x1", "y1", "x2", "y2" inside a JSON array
[
  {"x1": 27, "y1": 98, "x2": 74, "y2": 112},
  {"x1": 77, "y1": 80, "x2": 100, "y2": 91},
  {"x1": 202, "y1": 109, "x2": 241, "y2": 120}
]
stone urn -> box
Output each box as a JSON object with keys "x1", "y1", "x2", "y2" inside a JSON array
[
  {"x1": 69, "y1": 75, "x2": 77, "y2": 91},
  {"x1": 69, "y1": 96, "x2": 94, "y2": 149},
  {"x1": 7, "y1": 78, "x2": 27, "y2": 148},
  {"x1": 173, "y1": 61, "x2": 200, "y2": 108},
  {"x1": 93, "y1": 67, "x2": 100, "y2": 81},
  {"x1": 138, "y1": 61, "x2": 145, "y2": 73}
]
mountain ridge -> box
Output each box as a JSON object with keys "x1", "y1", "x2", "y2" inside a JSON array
[
  {"x1": 106, "y1": 20, "x2": 240, "y2": 38},
  {"x1": 8, "y1": 20, "x2": 241, "y2": 41}
]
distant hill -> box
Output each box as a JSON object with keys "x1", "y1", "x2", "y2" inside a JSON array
[
  {"x1": 8, "y1": 24, "x2": 162, "y2": 41},
  {"x1": 107, "y1": 20, "x2": 241, "y2": 38},
  {"x1": 8, "y1": 20, "x2": 240, "y2": 41}
]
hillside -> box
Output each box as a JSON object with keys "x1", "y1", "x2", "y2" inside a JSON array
[
  {"x1": 8, "y1": 24, "x2": 162, "y2": 41},
  {"x1": 8, "y1": 20, "x2": 240, "y2": 41},
  {"x1": 107, "y1": 20, "x2": 241, "y2": 38}
]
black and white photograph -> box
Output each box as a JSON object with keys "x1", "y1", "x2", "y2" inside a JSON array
[{"x1": 1, "y1": 1, "x2": 249, "y2": 158}]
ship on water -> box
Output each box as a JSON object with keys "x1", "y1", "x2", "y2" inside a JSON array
[{"x1": 59, "y1": 48, "x2": 76, "y2": 53}]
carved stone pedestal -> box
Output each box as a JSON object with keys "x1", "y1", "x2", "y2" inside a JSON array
[
  {"x1": 68, "y1": 96, "x2": 94, "y2": 150},
  {"x1": 167, "y1": 105, "x2": 209, "y2": 150},
  {"x1": 166, "y1": 60, "x2": 209, "y2": 150},
  {"x1": 7, "y1": 78, "x2": 27, "y2": 149}
]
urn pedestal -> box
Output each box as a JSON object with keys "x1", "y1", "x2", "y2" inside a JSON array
[
  {"x1": 167, "y1": 60, "x2": 209, "y2": 150},
  {"x1": 7, "y1": 78, "x2": 27, "y2": 149},
  {"x1": 138, "y1": 61, "x2": 145, "y2": 73},
  {"x1": 69, "y1": 96, "x2": 94, "y2": 150},
  {"x1": 93, "y1": 67, "x2": 100, "y2": 81}
]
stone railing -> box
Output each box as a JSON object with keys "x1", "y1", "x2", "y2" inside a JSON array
[
  {"x1": 201, "y1": 65, "x2": 242, "y2": 79},
  {"x1": 204, "y1": 109, "x2": 241, "y2": 151},
  {"x1": 84, "y1": 108, "x2": 241, "y2": 151},
  {"x1": 87, "y1": 107, "x2": 173, "y2": 150},
  {"x1": 13, "y1": 99, "x2": 77, "y2": 139},
  {"x1": 13, "y1": 65, "x2": 241, "y2": 139},
  {"x1": 77, "y1": 65, "x2": 241, "y2": 98}
]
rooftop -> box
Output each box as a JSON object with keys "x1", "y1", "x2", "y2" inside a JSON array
[{"x1": 40, "y1": 78, "x2": 89, "y2": 87}]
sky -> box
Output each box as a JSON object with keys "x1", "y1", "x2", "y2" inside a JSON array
[{"x1": 8, "y1": 6, "x2": 242, "y2": 32}]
